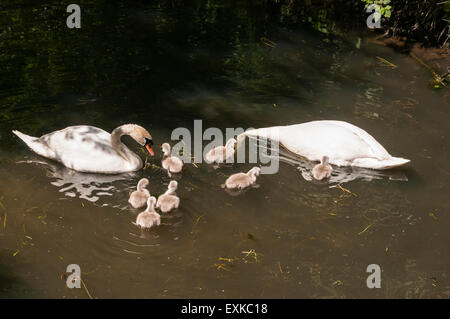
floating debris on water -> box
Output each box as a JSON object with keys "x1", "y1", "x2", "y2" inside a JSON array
[
  {"x1": 376, "y1": 56, "x2": 397, "y2": 68},
  {"x1": 358, "y1": 223, "x2": 373, "y2": 235},
  {"x1": 277, "y1": 261, "x2": 283, "y2": 274}
]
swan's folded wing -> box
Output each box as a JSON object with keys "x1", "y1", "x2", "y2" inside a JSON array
[
  {"x1": 42, "y1": 126, "x2": 129, "y2": 173},
  {"x1": 322, "y1": 120, "x2": 391, "y2": 159},
  {"x1": 278, "y1": 122, "x2": 382, "y2": 163}
]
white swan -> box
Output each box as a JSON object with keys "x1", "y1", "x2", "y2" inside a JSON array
[
  {"x1": 204, "y1": 138, "x2": 237, "y2": 164},
  {"x1": 237, "y1": 120, "x2": 410, "y2": 170},
  {"x1": 12, "y1": 124, "x2": 155, "y2": 174}
]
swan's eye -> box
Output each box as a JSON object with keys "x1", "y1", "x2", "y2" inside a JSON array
[{"x1": 144, "y1": 138, "x2": 153, "y2": 146}]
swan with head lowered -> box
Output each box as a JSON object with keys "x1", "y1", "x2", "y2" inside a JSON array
[
  {"x1": 12, "y1": 124, "x2": 155, "y2": 174},
  {"x1": 237, "y1": 120, "x2": 410, "y2": 170}
]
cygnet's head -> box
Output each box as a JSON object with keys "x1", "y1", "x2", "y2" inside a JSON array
[
  {"x1": 146, "y1": 196, "x2": 157, "y2": 209},
  {"x1": 161, "y1": 143, "x2": 171, "y2": 156},
  {"x1": 168, "y1": 180, "x2": 178, "y2": 191},
  {"x1": 137, "y1": 178, "x2": 149, "y2": 190},
  {"x1": 322, "y1": 156, "x2": 329, "y2": 165},
  {"x1": 248, "y1": 167, "x2": 261, "y2": 176}
]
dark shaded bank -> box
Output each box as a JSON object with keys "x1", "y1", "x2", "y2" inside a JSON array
[
  {"x1": 264, "y1": 0, "x2": 449, "y2": 48},
  {"x1": 265, "y1": 0, "x2": 449, "y2": 85},
  {"x1": 381, "y1": 0, "x2": 449, "y2": 48}
]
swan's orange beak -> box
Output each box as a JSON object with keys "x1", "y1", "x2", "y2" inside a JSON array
[
  {"x1": 144, "y1": 138, "x2": 155, "y2": 156},
  {"x1": 145, "y1": 143, "x2": 155, "y2": 156}
]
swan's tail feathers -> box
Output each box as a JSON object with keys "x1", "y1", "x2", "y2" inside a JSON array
[
  {"x1": 12, "y1": 130, "x2": 56, "y2": 159},
  {"x1": 351, "y1": 157, "x2": 410, "y2": 170},
  {"x1": 12, "y1": 130, "x2": 38, "y2": 146}
]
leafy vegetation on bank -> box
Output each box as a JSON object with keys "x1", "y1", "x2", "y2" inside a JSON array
[{"x1": 274, "y1": 0, "x2": 449, "y2": 48}]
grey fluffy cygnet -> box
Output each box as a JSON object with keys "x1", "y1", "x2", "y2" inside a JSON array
[
  {"x1": 204, "y1": 138, "x2": 237, "y2": 164},
  {"x1": 128, "y1": 178, "x2": 150, "y2": 208},
  {"x1": 135, "y1": 196, "x2": 161, "y2": 230},
  {"x1": 156, "y1": 180, "x2": 180, "y2": 213},
  {"x1": 224, "y1": 167, "x2": 261, "y2": 190},
  {"x1": 312, "y1": 156, "x2": 333, "y2": 180},
  {"x1": 161, "y1": 143, "x2": 183, "y2": 177}
]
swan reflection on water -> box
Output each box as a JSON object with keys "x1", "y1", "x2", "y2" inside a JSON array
[{"x1": 17, "y1": 157, "x2": 137, "y2": 203}]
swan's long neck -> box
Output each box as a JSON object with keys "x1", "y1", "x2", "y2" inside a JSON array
[
  {"x1": 236, "y1": 126, "x2": 282, "y2": 149},
  {"x1": 111, "y1": 124, "x2": 136, "y2": 160}
]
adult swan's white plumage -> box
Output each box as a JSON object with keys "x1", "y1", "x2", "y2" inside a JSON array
[
  {"x1": 237, "y1": 120, "x2": 410, "y2": 170},
  {"x1": 12, "y1": 124, "x2": 155, "y2": 174}
]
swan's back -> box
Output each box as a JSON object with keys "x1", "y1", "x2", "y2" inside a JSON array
[
  {"x1": 277, "y1": 121, "x2": 389, "y2": 163},
  {"x1": 43, "y1": 126, "x2": 122, "y2": 172},
  {"x1": 42, "y1": 126, "x2": 111, "y2": 154},
  {"x1": 322, "y1": 121, "x2": 390, "y2": 158}
]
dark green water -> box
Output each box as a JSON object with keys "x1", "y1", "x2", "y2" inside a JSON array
[{"x1": 0, "y1": 1, "x2": 449, "y2": 298}]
